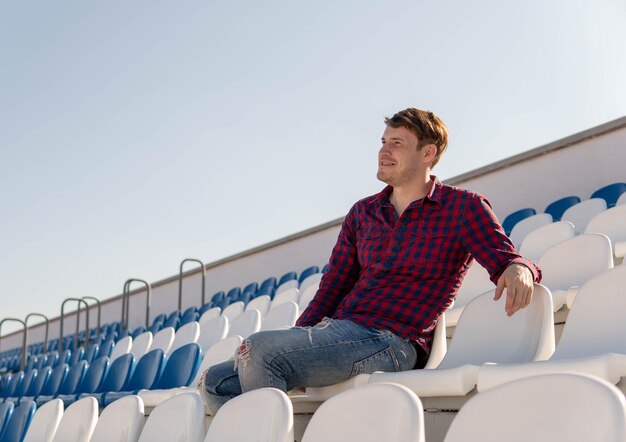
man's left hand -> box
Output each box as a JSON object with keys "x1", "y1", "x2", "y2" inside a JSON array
[{"x1": 493, "y1": 264, "x2": 534, "y2": 316}]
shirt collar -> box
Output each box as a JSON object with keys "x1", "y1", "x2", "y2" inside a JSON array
[{"x1": 375, "y1": 175, "x2": 443, "y2": 207}]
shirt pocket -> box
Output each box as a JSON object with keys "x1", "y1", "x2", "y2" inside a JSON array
[
  {"x1": 403, "y1": 226, "x2": 454, "y2": 277},
  {"x1": 357, "y1": 226, "x2": 387, "y2": 268}
]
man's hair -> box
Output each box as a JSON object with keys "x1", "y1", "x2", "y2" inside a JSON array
[{"x1": 384, "y1": 108, "x2": 449, "y2": 167}]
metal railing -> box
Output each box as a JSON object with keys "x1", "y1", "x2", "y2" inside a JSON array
[
  {"x1": 178, "y1": 258, "x2": 206, "y2": 311},
  {"x1": 0, "y1": 318, "x2": 28, "y2": 371},
  {"x1": 59, "y1": 298, "x2": 89, "y2": 352},
  {"x1": 81, "y1": 296, "x2": 101, "y2": 340},
  {"x1": 121, "y1": 279, "x2": 151, "y2": 331},
  {"x1": 24, "y1": 313, "x2": 49, "y2": 353}
]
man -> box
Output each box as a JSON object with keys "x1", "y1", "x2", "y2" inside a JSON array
[{"x1": 200, "y1": 108, "x2": 541, "y2": 414}]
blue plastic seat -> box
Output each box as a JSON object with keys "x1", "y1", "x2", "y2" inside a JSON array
[
  {"x1": 242, "y1": 282, "x2": 258, "y2": 296},
  {"x1": 101, "y1": 349, "x2": 166, "y2": 406},
  {"x1": 179, "y1": 310, "x2": 199, "y2": 328},
  {"x1": 53, "y1": 349, "x2": 71, "y2": 368},
  {"x1": 198, "y1": 302, "x2": 215, "y2": 316},
  {"x1": 298, "y1": 266, "x2": 320, "y2": 284},
  {"x1": 7, "y1": 367, "x2": 51, "y2": 404},
  {"x1": 150, "y1": 343, "x2": 202, "y2": 391},
  {"x1": 226, "y1": 287, "x2": 241, "y2": 300},
  {"x1": 82, "y1": 343, "x2": 99, "y2": 364},
  {"x1": 7, "y1": 370, "x2": 37, "y2": 403},
  {"x1": 278, "y1": 271, "x2": 297, "y2": 286},
  {"x1": 544, "y1": 196, "x2": 581, "y2": 221},
  {"x1": 35, "y1": 360, "x2": 88, "y2": 407},
  {"x1": 210, "y1": 291, "x2": 226, "y2": 304},
  {"x1": 56, "y1": 356, "x2": 110, "y2": 406},
  {"x1": 78, "y1": 353, "x2": 135, "y2": 406},
  {"x1": 259, "y1": 277, "x2": 277, "y2": 293},
  {"x1": 162, "y1": 312, "x2": 180, "y2": 330},
  {"x1": 0, "y1": 402, "x2": 14, "y2": 438},
  {"x1": 29, "y1": 364, "x2": 68, "y2": 403},
  {"x1": 591, "y1": 182, "x2": 626, "y2": 208},
  {"x1": 131, "y1": 326, "x2": 146, "y2": 339},
  {"x1": 0, "y1": 400, "x2": 35, "y2": 442},
  {"x1": 98, "y1": 340, "x2": 114, "y2": 359},
  {"x1": 148, "y1": 320, "x2": 164, "y2": 335},
  {"x1": 501, "y1": 208, "x2": 536, "y2": 235},
  {"x1": 322, "y1": 263, "x2": 329, "y2": 273},
  {"x1": 68, "y1": 348, "x2": 84, "y2": 367}
]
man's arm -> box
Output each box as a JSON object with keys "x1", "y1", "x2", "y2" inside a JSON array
[
  {"x1": 460, "y1": 194, "x2": 541, "y2": 316},
  {"x1": 296, "y1": 205, "x2": 361, "y2": 326}
]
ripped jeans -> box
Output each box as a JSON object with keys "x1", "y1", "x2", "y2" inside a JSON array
[{"x1": 200, "y1": 318, "x2": 419, "y2": 415}]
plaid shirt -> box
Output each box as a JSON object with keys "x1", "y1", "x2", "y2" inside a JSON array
[{"x1": 296, "y1": 176, "x2": 541, "y2": 355}]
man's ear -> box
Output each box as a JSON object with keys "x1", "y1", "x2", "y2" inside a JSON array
[{"x1": 422, "y1": 144, "x2": 437, "y2": 163}]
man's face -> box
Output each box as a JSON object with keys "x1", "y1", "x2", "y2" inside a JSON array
[{"x1": 377, "y1": 125, "x2": 424, "y2": 187}]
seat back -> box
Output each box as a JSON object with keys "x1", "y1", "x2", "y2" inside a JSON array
[
  {"x1": 12, "y1": 369, "x2": 38, "y2": 398},
  {"x1": 199, "y1": 307, "x2": 221, "y2": 323},
  {"x1": 22, "y1": 399, "x2": 63, "y2": 442},
  {"x1": 99, "y1": 353, "x2": 135, "y2": 393},
  {"x1": 98, "y1": 340, "x2": 114, "y2": 359},
  {"x1": 57, "y1": 360, "x2": 88, "y2": 395},
  {"x1": 562, "y1": 198, "x2": 607, "y2": 233},
  {"x1": 445, "y1": 373, "x2": 626, "y2": 442},
  {"x1": 226, "y1": 309, "x2": 261, "y2": 339},
  {"x1": 130, "y1": 332, "x2": 153, "y2": 361},
  {"x1": 54, "y1": 350, "x2": 71, "y2": 368},
  {"x1": 0, "y1": 402, "x2": 14, "y2": 439},
  {"x1": 205, "y1": 388, "x2": 293, "y2": 442},
  {"x1": 90, "y1": 395, "x2": 144, "y2": 442},
  {"x1": 508, "y1": 213, "x2": 553, "y2": 248},
  {"x1": 302, "y1": 383, "x2": 424, "y2": 442},
  {"x1": 75, "y1": 356, "x2": 110, "y2": 395},
  {"x1": 169, "y1": 321, "x2": 200, "y2": 355},
  {"x1": 519, "y1": 221, "x2": 576, "y2": 262},
  {"x1": 585, "y1": 204, "x2": 626, "y2": 248},
  {"x1": 197, "y1": 316, "x2": 228, "y2": 353},
  {"x1": 261, "y1": 302, "x2": 298, "y2": 331},
  {"x1": 538, "y1": 233, "x2": 613, "y2": 291},
  {"x1": 544, "y1": 196, "x2": 581, "y2": 221},
  {"x1": 424, "y1": 314, "x2": 447, "y2": 369},
  {"x1": 81, "y1": 343, "x2": 99, "y2": 364},
  {"x1": 298, "y1": 282, "x2": 321, "y2": 314},
  {"x1": 591, "y1": 182, "x2": 626, "y2": 208},
  {"x1": 554, "y1": 264, "x2": 626, "y2": 360},
  {"x1": 24, "y1": 367, "x2": 51, "y2": 398},
  {"x1": 153, "y1": 343, "x2": 202, "y2": 390},
  {"x1": 126, "y1": 349, "x2": 166, "y2": 391},
  {"x1": 439, "y1": 285, "x2": 554, "y2": 369},
  {"x1": 38, "y1": 364, "x2": 69, "y2": 397},
  {"x1": 151, "y1": 327, "x2": 175, "y2": 355},
  {"x1": 299, "y1": 273, "x2": 323, "y2": 294},
  {"x1": 449, "y1": 260, "x2": 492, "y2": 315},
  {"x1": 51, "y1": 397, "x2": 98, "y2": 442},
  {"x1": 109, "y1": 336, "x2": 132, "y2": 362},
  {"x1": 502, "y1": 208, "x2": 536, "y2": 235},
  {"x1": 221, "y1": 301, "x2": 245, "y2": 322},
  {"x1": 245, "y1": 295, "x2": 271, "y2": 316},
  {"x1": 1, "y1": 400, "x2": 36, "y2": 442},
  {"x1": 138, "y1": 393, "x2": 204, "y2": 442},
  {"x1": 191, "y1": 336, "x2": 242, "y2": 386},
  {"x1": 271, "y1": 288, "x2": 299, "y2": 309}
]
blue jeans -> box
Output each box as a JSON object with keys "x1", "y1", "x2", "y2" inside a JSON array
[{"x1": 201, "y1": 318, "x2": 418, "y2": 414}]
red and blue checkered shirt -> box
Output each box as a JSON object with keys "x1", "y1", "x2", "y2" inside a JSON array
[{"x1": 296, "y1": 177, "x2": 541, "y2": 355}]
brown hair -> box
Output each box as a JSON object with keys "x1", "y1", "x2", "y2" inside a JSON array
[{"x1": 384, "y1": 108, "x2": 448, "y2": 167}]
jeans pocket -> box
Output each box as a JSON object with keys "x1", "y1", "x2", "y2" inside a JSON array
[{"x1": 350, "y1": 346, "x2": 400, "y2": 377}]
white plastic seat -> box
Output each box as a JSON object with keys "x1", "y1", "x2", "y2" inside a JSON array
[
  {"x1": 139, "y1": 336, "x2": 242, "y2": 408},
  {"x1": 617, "y1": 192, "x2": 626, "y2": 206},
  {"x1": 585, "y1": 204, "x2": 626, "y2": 258},
  {"x1": 271, "y1": 287, "x2": 300, "y2": 309},
  {"x1": 221, "y1": 301, "x2": 244, "y2": 322},
  {"x1": 508, "y1": 213, "x2": 553, "y2": 249},
  {"x1": 478, "y1": 264, "x2": 626, "y2": 392},
  {"x1": 204, "y1": 388, "x2": 293, "y2": 442},
  {"x1": 90, "y1": 395, "x2": 144, "y2": 442},
  {"x1": 562, "y1": 198, "x2": 607, "y2": 234},
  {"x1": 131, "y1": 331, "x2": 153, "y2": 361},
  {"x1": 109, "y1": 336, "x2": 133, "y2": 362},
  {"x1": 197, "y1": 315, "x2": 228, "y2": 352},
  {"x1": 23, "y1": 398, "x2": 63, "y2": 442},
  {"x1": 151, "y1": 327, "x2": 175, "y2": 355},
  {"x1": 245, "y1": 295, "x2": 271, "y2": 316},
  {"x1": 447, "y1": 374, "x2": 626, "y2": 442},
  {"x1": 538, "y1": 233, "x2": 613, "y2": 311},
  {"x1": 301, "y1": 383, "x2": 424, "y2": 442},
  {"x1": 169, "y1": 321, "x2": 200, "y2": 354},
  {"x1": 51, "y1": 396, "x2": 98, "y2": 442},
  {"x1": 445, "y1": 261, "x2": 492, "y2": 327},
  {"x1": 199, "y1": 307, "x2": 221, "y2": 323},
  {"x1": 298, "y1": 273, "x2": 323, "y2": 295},
  {"x1": 261, "y1": 302, "x2": 298, "y2": 331},
  {"x1": 368, "y1": 285, "x2": 554, "y2": 397},
  {"x1": 138, "y1": 393, "x2": 205, "y2": 442},
  {"x1": 519, "y1": 221, "x2": 576, "y2": 262},
  {"x1": 298, "y1": 282, "x2": 320, "y2": 315},
  {"x1": 226, "y1": 309, "x2": 261, "y2": 339},
  {"x1": 275, "y1": 279, "x2": 299, "y2": 296}
]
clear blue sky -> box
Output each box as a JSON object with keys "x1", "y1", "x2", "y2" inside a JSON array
[{"x1": 1, "y1": 0, "x2": 626, "y2": 333}]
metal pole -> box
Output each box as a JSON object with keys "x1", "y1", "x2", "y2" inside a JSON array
[
  {"x1": 82, "y1": 296, "x2": 101, "y2": 340},
  {"x1": 59, "y1": 298, "x2": 89, "y2": 352},
  {"x1": 178, "y1": 258, "x2": 206, "y2": 311},
  {"x1": 24, "y1": 313, "x2": 49, "y2": 353},
  {"x1": 0, "y1": 318, "x2": 28, "y2": 371},
  {"x1": 123, "y1": 279, "x2": 152, "y2": 330}
]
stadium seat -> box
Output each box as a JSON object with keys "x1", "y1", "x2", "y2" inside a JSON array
[
  {"x1": 98, "y1": 340, "x2": 115, "y2": 359},
  {"x1": 259, "y1": 277, "x2": 277, "y2": 294},
  {"x1": 8, "y1": 367, "x2": 51, "y2": 404},
  {"x1": 199, "y1": 307, "x2": 221, "y2": 323},
  {"x1": 298, "y1": 272, "x2": 322, "y2": 296},
  {"x1": 445, "y1": 261, "x2": 492, "y2": 327},
  {"x1": 617, "y1": 192, "x2": 626, "y2": 206},
  {"x1": 197, "y1": 316, "x2": 228, "y2": 353},
  {"x1": 501, "y1": 208, "x2": 536, "y2": 236},
  {"x1": 24, "y1": 364, "x2": 68, "y2": 405},
  {"x1": 561, "y1": 198, "x2": 607, "y2": 234},
  {"x1": 591, "y1": 182, "x2": 626, "y2": 208},
  {"x1": 77, "y1": 353, "x2": 135, "y2": 405},
  {"x1": 448, "y1": 374, "x2": 626, "y2": 442},
  {"x1": 51, "y1": 397, "x2": 97, "y2": 442},
  {"x1": 544, "y1": 195, "x2": 581, "y2": 221},
  {"x1": 245, "y1": 295, "x2": 271, "y2": 316},
  {"x1": 538, "y1": 233, "x2": 613, "y2": 311},
  {"x1": 137, "y1": 393, "x2": 205, "y2": 442},
  {"x1": 271, "y1": 288, "x2": 299, "y2": 310},
  {"x1": 508, "y1": 213, "x2": 553, "y2": 249},
  {"x1": 0, "y1": 402, "x2": 13, "y2": 439},
  {"x1": 368, "y1": 285, "x2": 554, "y2": 397},
  {"x1": 1, "y1": 400, "x2": 36, "y2": 442},
  {"x1": 151, "y1": 327, "x2": 175, "y2": 355},
  {"x1": 52, "y1": 350, "x2": 70, "y2": 368},
  {"x1": 169, "y1": 321, "x2": 200, "y2": 355},
  {"x1": 260, "y1": 302, "x2": 298, "y2": 331},
  {"x1": 226, "y1": 309, "x2": 261, "y2": 339},
  {"x1": 22, "y1": 399, "x2": 62, "y2": 442},
  {"x1": 90, "y1": 395, "x2": 144, "y2": 442},
  {"x1": 477, "y1": 264, "x2": 626, "y2": 391},
  {"x1": 109, "y1": 336, "x2": 132, "y2": 362},
  {"x1": 301, "y1": 383, "x2": 424, "y2": 442},
  {"x1": 518, "y1": 221, "x2": 576, "y2": 262},
  {"x1": 298, "y1": 266, "x2": 320, "y2": 284},
  {"x1": 81, "y1": 343, "x2": 99, "y2": 364},
  {"x1": 179, "y1": 309, "x2": 199, "y2": 328},
  {"x1": 585, "y1": 204, "x2": 626, "y2": 259},
  {"x1": 205, "y1": 388, "x2": 293, "y2": 442},
  {"x1": 278, "y1": 271, "x2": 297, "y2": 287},
  {"x1": 56, "y1": 356, "x2": 110, "y2": 406},
  {"x1": 130, "y1": 331, "x2": 153, "y2": 361},
  {"x1": 36, "y1": 360, "x2": 88, "y2": 406},
  {"x1": 221, "y1": 301, "x2": 244, "y2": 323},
  {"x1": 298, "y1": 283, "x2": 319, "y2": 315},
  {"x1": 6, "y1": 369, "x2": 37, "y2": 404},
  {"x1": 242, "y1": 282, "x2": 258, "y2": 296}
]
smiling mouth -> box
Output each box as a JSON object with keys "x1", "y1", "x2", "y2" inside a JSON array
[{"x1": 379, "y1": 162, "x2": 396, "y2": 166}]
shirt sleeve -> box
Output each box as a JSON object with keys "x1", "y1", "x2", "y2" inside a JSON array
[
  {"x1": 296, "y1": 204, "x2": 361, "y2": 327},
  {"x1": 460, "y1": 194, "x2": 541, "y2": 284}
]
